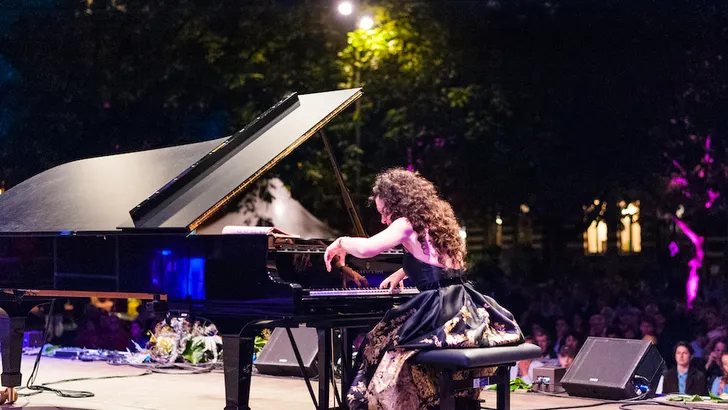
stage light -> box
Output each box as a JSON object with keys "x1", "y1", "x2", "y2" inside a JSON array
[
  {"x1": 358, "y1": 15, "x2": 374, "y2": 30},
  {"x1": 338, "y1": 1, "x2": 353, "y2": 16}
]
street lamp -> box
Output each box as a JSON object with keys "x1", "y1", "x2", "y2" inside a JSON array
[{"x1": 337, "y1": 1, "x2": 353, "y2": 16}]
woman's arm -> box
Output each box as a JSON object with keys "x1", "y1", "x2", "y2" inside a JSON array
[
  {"x1": 323, "y1": 217, "x2": 412, "y2": 272},
  {"x1": 339, "y1": 218, "x2": 413, "y2": 258}
]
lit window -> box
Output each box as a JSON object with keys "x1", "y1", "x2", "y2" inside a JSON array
[
  {"x1": 493, "y1": 215, "x2": 503, "y2": 246},
  {"x1": 583, "y1": 200, "x2": 607, "y2": 254},
  {"x1": 584, "y1": 219, "x2": 608, "y2": 253},
  {"x1": 618, "y1": 200, "x2": 642, "y2": 253},
  {"x1": 517, "y1": 204, "x2": 533, "y2": 245}
]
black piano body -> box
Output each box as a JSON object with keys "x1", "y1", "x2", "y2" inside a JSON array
[
  {"x1": 0, "y1": 233, "x2": 409, "y2": 316},
  {"x1": 0, "y1": 88, "x2": 415, "y2": 409}
]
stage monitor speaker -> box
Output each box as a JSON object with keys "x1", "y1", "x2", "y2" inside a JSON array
[
  {"x1": 254, "y1": 327, "x2": 318, "y2": 378},
  {"x1": 560, "y1": 337, "x2": 665, "y2": 400}
]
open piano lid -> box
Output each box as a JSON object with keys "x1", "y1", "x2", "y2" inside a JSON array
[{"x1": 0, "y1": 88, "x2": 362, "y2": 235}]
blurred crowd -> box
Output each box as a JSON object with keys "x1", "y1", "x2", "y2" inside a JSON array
[{"x1": 485, "y1": 272, "x2": 728, "y2": 396}]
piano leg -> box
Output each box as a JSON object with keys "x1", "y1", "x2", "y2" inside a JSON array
[
  {"x1": 317, "y1": 328, "x2": 332, "y2": 410},
  {"x1": 339, "y1": 328, "x2": 352, "y2": 409},
  {"x1": 338, "y1": 327, "x2": 365, "y2": 410},
  {"x1": 221, "y1": 334, "x2": 254, "y2": 410},
  {"x1": 0, "y1": 311, "x2": 24, "y2": 404}
]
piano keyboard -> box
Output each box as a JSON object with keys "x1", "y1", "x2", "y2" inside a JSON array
[
  {"x1": 307, "y1": 287, "x2": 419, "y2": 297},
  {"x1": 277, "y1": 244, "x2": 403, "y2": 255}
]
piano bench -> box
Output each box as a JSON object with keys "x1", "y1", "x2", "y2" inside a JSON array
[{"x1": 411, "y1": 343, "x2": 542, "y2": 410}]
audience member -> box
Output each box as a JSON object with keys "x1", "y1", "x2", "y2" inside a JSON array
[
  {"x1": 640, "y1": 316, "x2": 658, "y2": 344},
  {"x1": 511, "y1": 337, "x2": 544, "y2": 384},
  {"x1": 558, "y1": 345, "x2": 576, "y2": 369},
  {"x1": 589, "y1": 314, "x2": 607, "y2": 337},
  {"x1": 709, "y1": 351, "x2": 728, "y2": 396},
  {"x1": 535, "y1": 331, "x2": 557, "y2": 360},
  {"x1": 563, "y1": 332, "x2": 582, "y2": 351},
  {"x1": 662, "y1": 341, "x2": 708, "y2": 396},
  {"x1": 705, "y1": 338, "x2": 727, "y2": 386},
  {"x1": 552, "y1": 317, "x2": 569, "y2": 357}
]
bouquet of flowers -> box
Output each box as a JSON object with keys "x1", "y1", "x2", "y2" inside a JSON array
[{"x1": 147, "y1": 316, "x2": 223, "y2": 365}]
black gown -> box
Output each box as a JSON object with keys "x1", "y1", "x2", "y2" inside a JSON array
[{"x1": 347, "y1": 252, "x2": 524, "y2": 410}]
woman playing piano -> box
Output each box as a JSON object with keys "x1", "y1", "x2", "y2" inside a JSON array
[{"x1": 324, "y1": 168, "x2": 524, "y2": 410}]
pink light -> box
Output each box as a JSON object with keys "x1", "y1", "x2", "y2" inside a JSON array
[
  {"x1": 705, "y1": 136, "x2": 711, "y2": 150},
  {"x1": 686, "y1": 268, "x2": 700, "y2": 310},
  {"x1": 669, "y1": 241, "x2": 679, "y2": 257},
  {"x1": 673, "y1": 216, "x2": 704, "y2": 310},
  {"x1": 706, "y1": 189, "x2": 720, "y2": 208},
  {"x1": 672, "y1": 160, "x2": 686, "y2": 175},
  {"x1": 670, "y1": 177, "x2": 688, "y2": 187}
]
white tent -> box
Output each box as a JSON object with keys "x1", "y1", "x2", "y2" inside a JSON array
[{"x1": 196, "y1": 178, "x2": 337, "y2": 239}]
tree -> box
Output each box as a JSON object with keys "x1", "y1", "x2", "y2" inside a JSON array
[
  {"x1": 656, "y1": 31, "x2": 728, "y2": 308},
  {"x1": 281, "y1": 1, "x2": 486, "y2": 234}
]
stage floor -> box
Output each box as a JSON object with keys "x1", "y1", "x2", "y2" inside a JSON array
[{"x1": 2, "y1": 357, "x2": 724, "y2": 410}]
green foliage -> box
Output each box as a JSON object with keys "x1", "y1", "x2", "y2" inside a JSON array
[
  {"x1": 338, "y1": 6, "x2": 438, "y2": 89},
  {"x1": 667, "y1": 394, "x2": 703, "y2": 402},
  {"x1": 181, "y1": 337, "x2": 206, "y2": 365},
  {"x1": 485, "y1": 377, "x2": 531, "y2": 392},
  {"x1": 272, "y1": 0, "x2": 477, "y2": 233},
  {"x1": 666, "y1": 393, "x2": 728, "y2": 403},
  {"x1": 181, "y1": 333, "x2": 223, "y2": 365},
  {"x1": 709, "y1": 392, "x2": 728, "y2": 403},
  {"x1": 254, "y1": 335, "x2": 267, "y2": 355},
  {"x1": 254, "y1": 329, "x2": 271, "y2": 354}
]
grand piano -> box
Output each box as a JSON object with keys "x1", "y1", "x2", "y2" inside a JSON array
[{"x1": 0, "y1": 88, "x2": 418, "y2": 409}]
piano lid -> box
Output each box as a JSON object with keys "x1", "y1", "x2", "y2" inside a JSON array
[{"x1": 0, "y1": 88, "x2": 362, "y2": 235}]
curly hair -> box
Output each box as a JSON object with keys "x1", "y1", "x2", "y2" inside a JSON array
[{"x1": 370, "y1": 168, "x2": 465, "y2": 269}]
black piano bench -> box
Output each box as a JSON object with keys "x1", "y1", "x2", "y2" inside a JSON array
[{"x1": 411, "y1": 343, "x2": 542, "y2": 410}]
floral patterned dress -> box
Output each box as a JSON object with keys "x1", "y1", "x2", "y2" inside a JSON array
[{"x1": 347, "y1": 252, "x2": 524, "y2": 410}]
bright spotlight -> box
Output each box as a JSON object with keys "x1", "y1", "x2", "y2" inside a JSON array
[
  {"x1": 358, "y1": 15, "x2": 374, "y2": 30},
  {"x1": 338, "y1": 1, "x2": 353, "y2": 16}
]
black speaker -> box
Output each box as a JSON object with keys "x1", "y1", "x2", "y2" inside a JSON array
[
  {"x1": 254, "y1": 327, "x2": 318, "y2": 377},
  {"x1": 561, "y1": 337, "x2": 665, "y2": 400}
]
